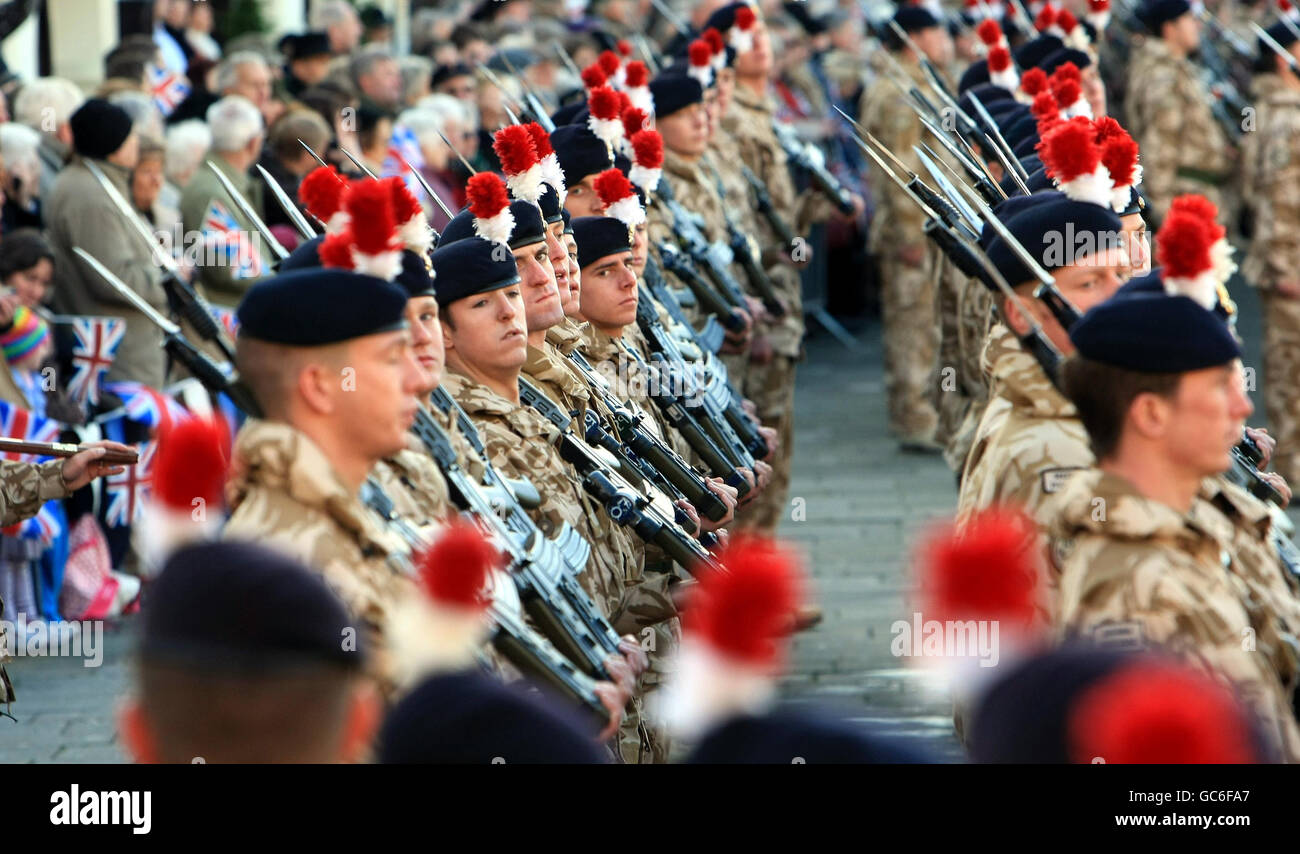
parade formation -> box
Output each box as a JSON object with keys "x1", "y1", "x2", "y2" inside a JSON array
[{"x1": 0, "y1": 0, "x2": 1299, "y2": 768}]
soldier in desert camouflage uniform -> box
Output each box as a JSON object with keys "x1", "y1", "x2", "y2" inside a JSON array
[
  {"x1": 1124, "y1": 0, "x2": 1233, "y2": 224},
  {"x1": 860, "y1": 5, "x2": 956, "y2": 451},
  {"x1": 1048, "y1": 281, "x2": 1300, "y2": 762},
  {"x1": 0, "y1": 446, "x2": 131, "y2": 706},
  {"x1": 1241, "y1": 25, "x2": 1300, "y2": 486}
]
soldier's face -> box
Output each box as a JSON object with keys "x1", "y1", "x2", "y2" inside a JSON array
[
  {"x1": 659, "y1": 103, "x2": 709, "y2": 158},
  {"x1": 563, "y1": 232, "x2": 583, "y2": 315},
  {"x1": 442, "y1": 286, "x2": 528, "y2": 373},
  {"x1": 343, "y1": 329, "x2": 423, "y2": 458},
  {"x1": 1008, "y1": 246, "x2": 1128, "y2": 354},
  {"x1": 717, "y1": 68, "x2": 735, "y2": 114},
  {"x1": 547, "y1": 221, "x2": 571, "y2": 304},
  {"x1": 1082, "y1": 66, "x2": 1107, "y2": 118},
  {"x1": 630, "y1": 222, "x2": 648, "y2": 277},
  {"x1": 1120, "y1": 214, "x2": 1150, "y2": 276},
  {"x1": 1159, "y1": 361, "x2": 1253, "y2": 476},
  {"x1": 735, "y1": 21, "x2": 773, "y2": 77},
  {"x1": 405, "y1": 296, "x2": 443, "y2": 391},
  {"x1": 565, "y1": 175, "x2": 605, "y2": 217},
  {"x1": 1167, "y1": 14, "x2": 1201, "y2": 51},
  {"x1": 512, "y1": 239, "x2": 565, "y2": 332},
  {"x1": 914, "y1": 27, "x2": 954, "y2": 68},
  {"x1": 579, "y1": 251, "x2": 638, "y2": 331}
]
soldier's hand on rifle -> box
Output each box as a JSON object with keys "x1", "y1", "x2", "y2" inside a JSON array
[
  {"x1": 61, "y1": 441, "x2": 134, "y2": 491},
  {"x1": 750, "y1": 333, "x2": 775, "y2": 365},
  {"x1": 617, "y1": 635, "x2": 649, "y2": 677},
  {"x1": 1275, "y1": 280, "x2": 1300, "y2": 300},
  {"x1": 1259, "y1": 471, "x2": 1291, "y2": 508},
  {"x1": 675, "y1": 498, "x2": 701, "y2": 533},
  {"x1": 592, "y1": 680, "x2": 628, "y2": 741},
  {"x1": 900, "y1": 243, "x2": 926, "y2": 267},
  {"x1": 744, "y1": 295, "x2": 769, "y2": 325},
  {"x1": 1246, "y1": 426, "x2": 1276, "y2": 469},
  {"x1": 750, "y1": 459, "x2": 773, "y2": 495},
  {"x1": 699, "y1": 477, "x2": 739, "y2": 531},
  {"x1": 758, "y1": 425, "x2": 779, "y2": 461},
  {"x1": 720, "y1": 308, "x2": 754, "y2": 353}
]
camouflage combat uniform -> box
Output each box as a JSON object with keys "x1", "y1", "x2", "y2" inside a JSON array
[
  {"x1": 0, "y1": 460, "x2": 71, "y2": 705},
  {"x1": 1240, "y1": 79, "x2": 1300, "y2": 485},
  {"x1": 723, "y1": 82, "x2": 816, "y2": 532},
  {"x1": 945, "y1": 281, "x2": 994, "y2": 474},
  {"x1": 1049, "y1": 469, "x2": 1300, "y2": 762},
  {"x1": 1124, "y1": 39, "x2": 1233, "y2": 225},
  {"x1": 372, "y1": 440, "x2": 454, "y2": 535},
  {"x1": 223, "y1": 419, "x2": 414, "y2": 698},
  {"x1": 860, "y1": 53, "x2": 943, "y2": 444}
]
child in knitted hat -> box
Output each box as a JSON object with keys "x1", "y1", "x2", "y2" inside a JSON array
[{"x1": 0, "y1": 304, "x2": 52, "y2": 415}]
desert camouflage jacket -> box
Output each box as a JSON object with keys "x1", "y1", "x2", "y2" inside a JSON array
[
  {"x1": 1241, "y1": 82, "x2": 1300, "y2": 290},
  {"x1": 1049, "y1": 469, "x2": 1300, "y2": 762}
]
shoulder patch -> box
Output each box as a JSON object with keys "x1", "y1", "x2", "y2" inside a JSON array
[{"x1": 1041, "y1": 467, "x2": 1085, "y2": 495}]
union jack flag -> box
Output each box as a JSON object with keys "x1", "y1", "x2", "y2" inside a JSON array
[
  {"x1": 147, "y1": 63, "x2": 191, "y2": 117},
  {"x1": 381, "y1": 123, "x2": 426, "y2": 201},
  {"x1": 209, "y1": 305, "x2": 240, "y2": 341},
  {"x1": 65, "y1": 316, "x2": 125, "y2": 408},
  {"x1": 202, "y1": 199, "x2": 264, "y2": 280},
  {"x1": 102, "y1": 439, "x2": 155, "y2": 528},
  {"x1": 102, "y1": 382, "x2": 191, "y2": 433},
  {"x1": 0, "y1": 400, "x2": 64, "y2": 544}
]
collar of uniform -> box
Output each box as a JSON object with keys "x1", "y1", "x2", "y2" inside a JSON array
[
  {"x1": 986, "y1": 323, "x2": 1077, "y2": 419},
  {"x1": 1143, "y1": 37, "x2": 1184, "y2": 71},
  {"x1": 523, "y1": 341, "x2": 591, "y2": 401},
  {"x1": 663, "y1": 147, "x2": 706, "y2": 183},
  {"x1": 231, "y1": 419, "x2": 399, "y2": 549},
  {"x1": 545, "y1": 317, "x2": 588, "y2": 354},
  {"x1": 442, "y1": 368, "x2": 560, "y2": 441},
  {"x1": 1054, "y1": 467, "x2": 1231, "y2": 547},
  {"x1": 1200, "y1": 475, "x2": 1274, "y2": 539},
  {"x1": 730, "y1": 82, "x2": 774, "y2": 115},
  {"x1": 579, "y1": 323, "x2": 626, "y2": 364}
]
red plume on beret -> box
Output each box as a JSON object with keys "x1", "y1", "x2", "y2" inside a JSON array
[
  {"x1": 588, "y1": 85, "x2": 621, "y2": 121},
  {"x1": 687, "y1": 535, "x2": 803, "y2": 669},
  {"x1": 525, "y1": 121, "x2": 553, "y2": 158},
  {"x1": 624, "y1": 60, "x2": 649, "y2": 89},
  {"x1": 1030, "y1": 90, "x2": 1060, "y2": 121},
  {"x1": 1168, "y1": 194, "x2": 1222, "y2": 235},
  {"x1": 622, "y1": 106, "x2": 649, "y2": 138},
  {"x1": 1157, "y1": 211, "x2": 1214, "y2": 279},
  {"x1": 154, "y1": 416, "x2": 228, "y2": 511},
  {"x1": 1035, "y1": 3, "x2": 1057, "y2": 30},
  {"x1": 689, "y1": 39, "x2": 713, "y2": 68},
  {"x1": 580, "y1": 64, "x2": 607, "y2": 90},
  {"x1": 594, "y1": 167, "x2": 635, "y2": 207},
  {"x1": 1041, "y1": 116, "x2": 1107, "y2": 194},
  {"x1": 703, "y1": 27, "x2": 725, "y2": 54},
  {"x1": 1058, "y1": 8, "x2": 1080, "y2": 32},
  {"x1": 918, "y1": 507, "x2": 1042, "y2": 632},
  {"x1": 466, "y1": 172, "x2": 515, "y2": 245},
  {"x1": 1088, "y1": 0, "x2": 1109, "y2": 10},
  {"x1": 616, "y1": 38, "x2": 632, "y2": 56},
  {"x1": 630, "y1": 129, "x2": 664, "y2": 169},
  {"x1": 1019, "y1": 66, "x2": 1048, "y2": 96},
  {"x1": 987, "y1": 46, "x2": 1012, "y2": 73},
  {"x1": 299, "y1": 165, "x2": 348, "y2": 230},
  {"x1": 976, "y1": 19, "x2": 1003, "y2": 46},
  {"x1": 1051, "y1": 60, "x2": 1081, "y2": 86},
  {"x1": 1052, "y1": 78, "x2": 1081, "y2": 111},
  {"x1": 1068, "y1": 664, "x2": 1258, "y2": 764},
  {"x1": 526, "y1": 121, "x2": 566, "y2": 203},
  {"x1": 1100, "y1": 133, "x2": 1138, "y2": 188},
  {"x1": 416, "y1": 520, "x2": 500, "y2": 611},
  {"x1": 385, "y1": 175, "x2": 432, "y2": 254},
  {"x1": 492, "y1": 124, "x2": 539, "y2": 177},
  {"x1": 1091, "y1": 115, "x2": 1125, "y2": 144},
  {"x1": 735, "y1": 5, "x2": 756, "y2": 29},
  {"x1": 318, "y1": 230, "x2": 355, "y2": 269},
  {"x1": 597, "y1": 49, "x2": 621, "y2": 76},
  {"x1": 345, "y1": 179, "x2": 398, "y2": 257}
]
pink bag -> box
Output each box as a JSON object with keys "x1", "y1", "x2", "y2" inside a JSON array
[{"x1": 58, "y1": 514, "x2": 118, "y2": 621}]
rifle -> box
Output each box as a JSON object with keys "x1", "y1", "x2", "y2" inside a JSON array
[
  {"x1": 642, "y1": 257, "x2": 726, "y2": 354},
  {"x1": 770, "y1": 121, "x2": 856, "y2": 216},
  {"x1": 653, "y1": 180, "x2": 751, "y2": 311},
  {"x1": 0, "y1": 438, "x2": 138, "y2": 465},
  {"x1": 84, "y1": 160, "x2": 237, "y2": 363},
  {"x1": 72, "y1": 248, "x2": 262, "y2": 417},
  {"x1": 519, "y1": 376, "x2": 722, "y2": 574},
  {"x1": 701, "y1": 157, "x2": 789, "y2": 317},
  {"x1": 655, "y1": 240, "x2": 748, "y2": 334},
  {"x1": 740, "y1": 164, "x2": 802, "y2": 252},
  {"x1": 359, "y1": 477, "x2": 610, "y2": 725},
  {"x1": 255, "y1": 163, "x2": 318, "y2": 243}
]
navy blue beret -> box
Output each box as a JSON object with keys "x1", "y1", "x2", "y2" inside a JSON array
[
  {"x1": 378, "y1": 670, "x2": 605, "y2": 763},
  {"x1": 1120, "y1": 186, "x2": 1145, "y2": 217},
  {"x1": 958, "y1": 60, "x2": 990, "y2": 94},
  {"x1": 430, "y1": 236, "x2": 521, "y2": 308},
  {"x1": 550, "y1": 101, "x2": 586, "y2": 128},
  {"x1": 141, "y1": 541, "x2": 364, "y2": 672},
  {"x1": 1012, "y1": 132, "x2": 1041, "y2": 160},
  {"x1": 561, "y1": 206, "x2": 573, "y2": 235},
  {"x1": 538, "y1": 183, "x2": 564, "y2": 225},
  {"x1": 1138, "y1": 0, "x2": 1191, "y2": 33},
  {"x1": 1070, "y1": 289, "x2": 1242, "y2": 371},
  {"x1": 573, "y1": 216, "x2": 632, "y2": 269},
  {"x1": 687, "y1": 709, "x2": 930, "y2": 764},
  {"x1": 1013, "y1": 34, "x2": 1064, "y2": 69},
  {"x1": 651, "y1": 72, "x2": 705, "y2": 116},
  {"x1": 272, "y1": 234, "x2": 433, "y2": 300},
  {"x1": 981, "y1": 190, "x2": 1062, "y2": 250},
  {"x1": 1037, "y1": 47, "x2": 1092, "y2": 75},
  {"x1": 550, "y1": 124, "x2": 614, "y2": 186},
  {"x1": 960, "y1": 84, "x2": 1017, "y2": 118},
  {"x1": 1115, "y1": 266, "x2": 1230, "y2": 321},
  {"x1": 894, "y1": 5, "x2": 941, "y2": 33},
  {"x1": 704, "y1": 2, "x2": 755, "y2": 34},
  {"x1": 985, "y1": 197, "x2": 1123, "y2": 286},
  {"x1": 999, "y1": 157, "x2": 1049, "y2": 198},
  {"x1": 438, "y1": 199, "x2": 546, "y2": 250},
  {"x1": 1254, "y1": 21, "x2": 1298, "y2": 73},
  {"x1": 237, "y1": 268, "x2": 408, "y2": 345},
  {"x1": 279, "y1": 234, "x2": 323, "y2": 270}
]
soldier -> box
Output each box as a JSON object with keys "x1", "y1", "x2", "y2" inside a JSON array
[
  {"x1": 1241, "y1": 23, "x2": 1300, "y2": 487},
  {"x1": 179, "y1": 95, "x2": 268, "y2": 307},
  {"x1": 712, "y1": 1, "x2": 837, "y2": 532},
  {"x1": 549, "y1": 123, "x2": 615, "y2": 218},
  {"x1": 859, "y1": 3, "x2": 954, "y2": 453},
  {"x1": 46, "y1": 98, "x2": 169, "y2": 388},
  {"x1": 118, "y1": 541, "x2": 381, "y2": 763},
  {"x1": 1049, "y1": 283, "x2": 1300, "y2": 762},
  {"x1": 1124, "y1": 0, "x2": 1233, "y2": 224}
]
